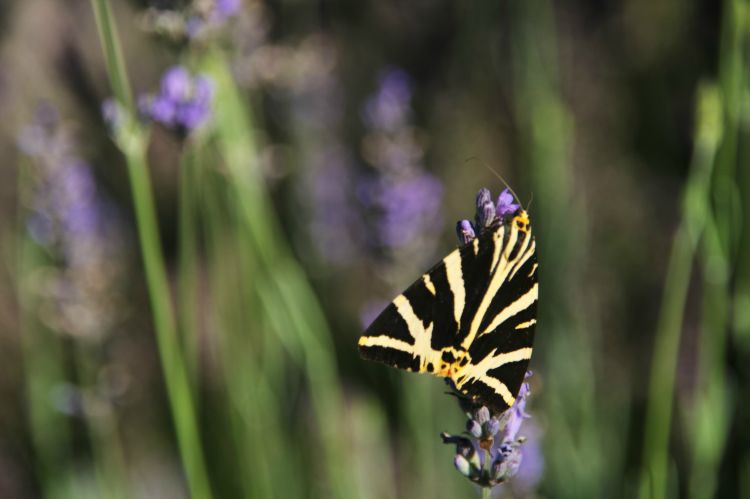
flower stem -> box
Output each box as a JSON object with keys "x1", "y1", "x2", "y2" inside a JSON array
[
  {"x1": 198, "y1": 49, "x2": 357, "y2": 498},
  {"x1": 89, "y1": 2, "x2": 213, "y2": 498},
  {"x1": 481, "y1": 486, "x2": 492, "y2": 499},
  {"x1": 638, "y1": 85, "x2": 721, "y2": 499},
  {"x1": 179, "y1": 141, "x2": 201, "y2": 393}
]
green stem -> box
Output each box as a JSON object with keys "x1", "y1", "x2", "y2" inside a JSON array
[
  {"x1": 638, "y1": 84, "x2": 721, "y2": 499},
  {"x1": 125, "y1": 144, "x2": 214, "y2": 499},
  {"x1": 89, "y1": 2, "x2": 213, "y2": 497},
  {"x1": 198, "y1": 49, "x2": 356, "y2": 497},
  {"x1": 89, "y1": 0, "x2": 132, "y2": 109},
  {"x1": 481, "y1": 485, "x2": 492, "y2": 499},
  {"x1": 179, "y1": 142, "x2": 200, "y2": 392},
  {"x1": 16, "y1": 159, "x2": 80, "y2": 499},
  {"x1": 638, "y1": 226, "x2": 696, "y2": 499}
]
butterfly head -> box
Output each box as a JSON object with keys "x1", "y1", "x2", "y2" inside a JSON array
[{"x1": 511, "y1": 209, "x2": 530, "y2": 235}]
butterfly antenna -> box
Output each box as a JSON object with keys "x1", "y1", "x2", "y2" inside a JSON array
[
  {"x1": 483, "y1": 163, "x2": 524, "y2": 209},
  {"x1": 463, "y1": 157, "x2": 528, "y2": 210},
  {"x1": 526, "y1": 192, "x2": 534, "y2": 212}
]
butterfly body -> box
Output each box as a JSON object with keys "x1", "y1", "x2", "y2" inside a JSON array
[{"x1": 359, "y1": 210, "x2": 537, "y2": 413}]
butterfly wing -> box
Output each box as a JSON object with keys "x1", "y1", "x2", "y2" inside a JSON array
[
  {"x1": 358, "y1": 217, "x2": 537, "y2": 413},
  {"x1": 451, "y1": 223, "x2": 537, "y2": 412},
  {"x1": 357, "y1": 248, "x2": 464, "y2": 374}
]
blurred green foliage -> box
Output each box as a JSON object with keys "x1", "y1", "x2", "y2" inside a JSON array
[{"x1": 1, "y1": 0, "x2": 749, "y2": 498}]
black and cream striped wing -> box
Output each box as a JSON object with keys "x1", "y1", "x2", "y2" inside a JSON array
[{"x1": 358, "y1": 220, "x2": 537, "y2": 413}]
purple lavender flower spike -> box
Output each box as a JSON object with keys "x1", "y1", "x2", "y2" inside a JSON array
[
  {"x1": 176, "y1": 101, "x2": 210, "y2": 130},
  {"x1": 475, "y1": 187, "x2": 496, "y2": 229},
  {"x1": 363, "y1": 68, "x2": 413, "y2": 131},
  {"x1": 149, "y1": 96, "x2": 177, "y2": 126},
  {"x1": 356, "y1": 66, "x2": 443, "y2": 260},
  {"x1": 161, "y1": 66, "x2": 192, "y2": 101},
  {"x1": 215, "y1": 0, "x2": 241, "y2": 19},
  {"x1": 503, "y1": 375, "x2": 531, "y2": 443},
  {"x1": 496, "y1": 188, "x2": 520, "y2": 219},
  {"x1": 491, "y1": 442, "x2": 523, "y2": 483},
  {"x1": 18, "y1": 104, "x2": 126, "y2": 340},
  {"x1": 441, "y1": 370, "x2": 535, "y2": 487},
  {"x1": 512, "y1": 421, "x2": 544, "y2": 493},
  {"x1": 139, "y1": 66, "x2": 215, "y2": 132}
]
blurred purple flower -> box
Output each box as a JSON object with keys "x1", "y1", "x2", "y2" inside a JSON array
[
  {"x1": 357, "y1": 173, "x2": 443, "y2": 249},
  {"x1": 358, "y1": 67, "x2": 443, "y2": 254},
  {"x1": 17, "y1": 104, "x2": 126, "y2": 339},
  {"x1": 214, "y1": 0, "x2": 241, "y2": 20},
  {"x1": 162, "y1": 66, "x2": 192, "y2": 101},
  {"x1": 363, "y1": 68, "x2": 413, "y2": 131},
  {"x1": 139, "y1": 66, "x2": 214, "y2": 132}
]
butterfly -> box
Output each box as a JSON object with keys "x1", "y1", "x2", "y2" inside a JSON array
[{"x1": 358, "y1": 207, "x2": 537, "y2": 414}]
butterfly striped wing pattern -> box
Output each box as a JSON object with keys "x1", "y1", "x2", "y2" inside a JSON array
[{"x1": 358, "y1": 212, "x2": 537, "y2": 413}]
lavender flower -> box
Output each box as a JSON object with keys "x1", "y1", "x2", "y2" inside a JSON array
[
  {"x1": 475, "y1": 187, "x2": 496, "y2": 229},
  {"x1": 18, "y1": 104, "x2": 126, "y2": 340},
  {"x1": 213, "y1": 0, "x2": 242, "y2": 20},
  {"x1": 139, "y1": 66, "x2": 214, "y2": 133},
  {"x1": 457, "y1": 187, "x2": 522, "y2": 246},
  {"x1": 357, "y1": 173, "x2": 443, "y2": 249},
  {"x1": 357, "y1": 67, "x2": 443, "y2": 255},
  {"x1": 441, "y1": 372, "x2": 533, "y2": 489},
  {"x1": 282, "y1": 38, "x2": 362, "y2": 265},
  {"x1": 508, "y1": 420, "x2": 544, "y2": 494},
  {"x1": 496, "y1": 188, "x2": 520, "y2": 220},
  {"x1": 362, "y1": 68, "x2": 413, "y2": 131},
  {"x1": 456, "y1": 220, "x2": 476, "y2": 246}
]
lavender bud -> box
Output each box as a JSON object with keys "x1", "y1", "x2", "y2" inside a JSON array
[
  {"x1": 486, "y1": 417, "x2": 501, "y2": 436},
  {"x1": 454, "y1": 454, "x2": 472, "y2": 477},
  {"x1": 476, "y1": 406, "x2": 490, "y2": 425},
  {"x1": 455, "y1": 219, "x2": 476, "y2": 245},
  {"x1": 475, "y1": 188, "x2": 495, "y2": 228},
  {"x1": 467, "y1": 419, "x2": 482, "y2": 438}
]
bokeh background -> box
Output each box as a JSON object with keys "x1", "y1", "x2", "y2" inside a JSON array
[{"x1": 0, "y1": 0, "x2": 748, "y2": 497}]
